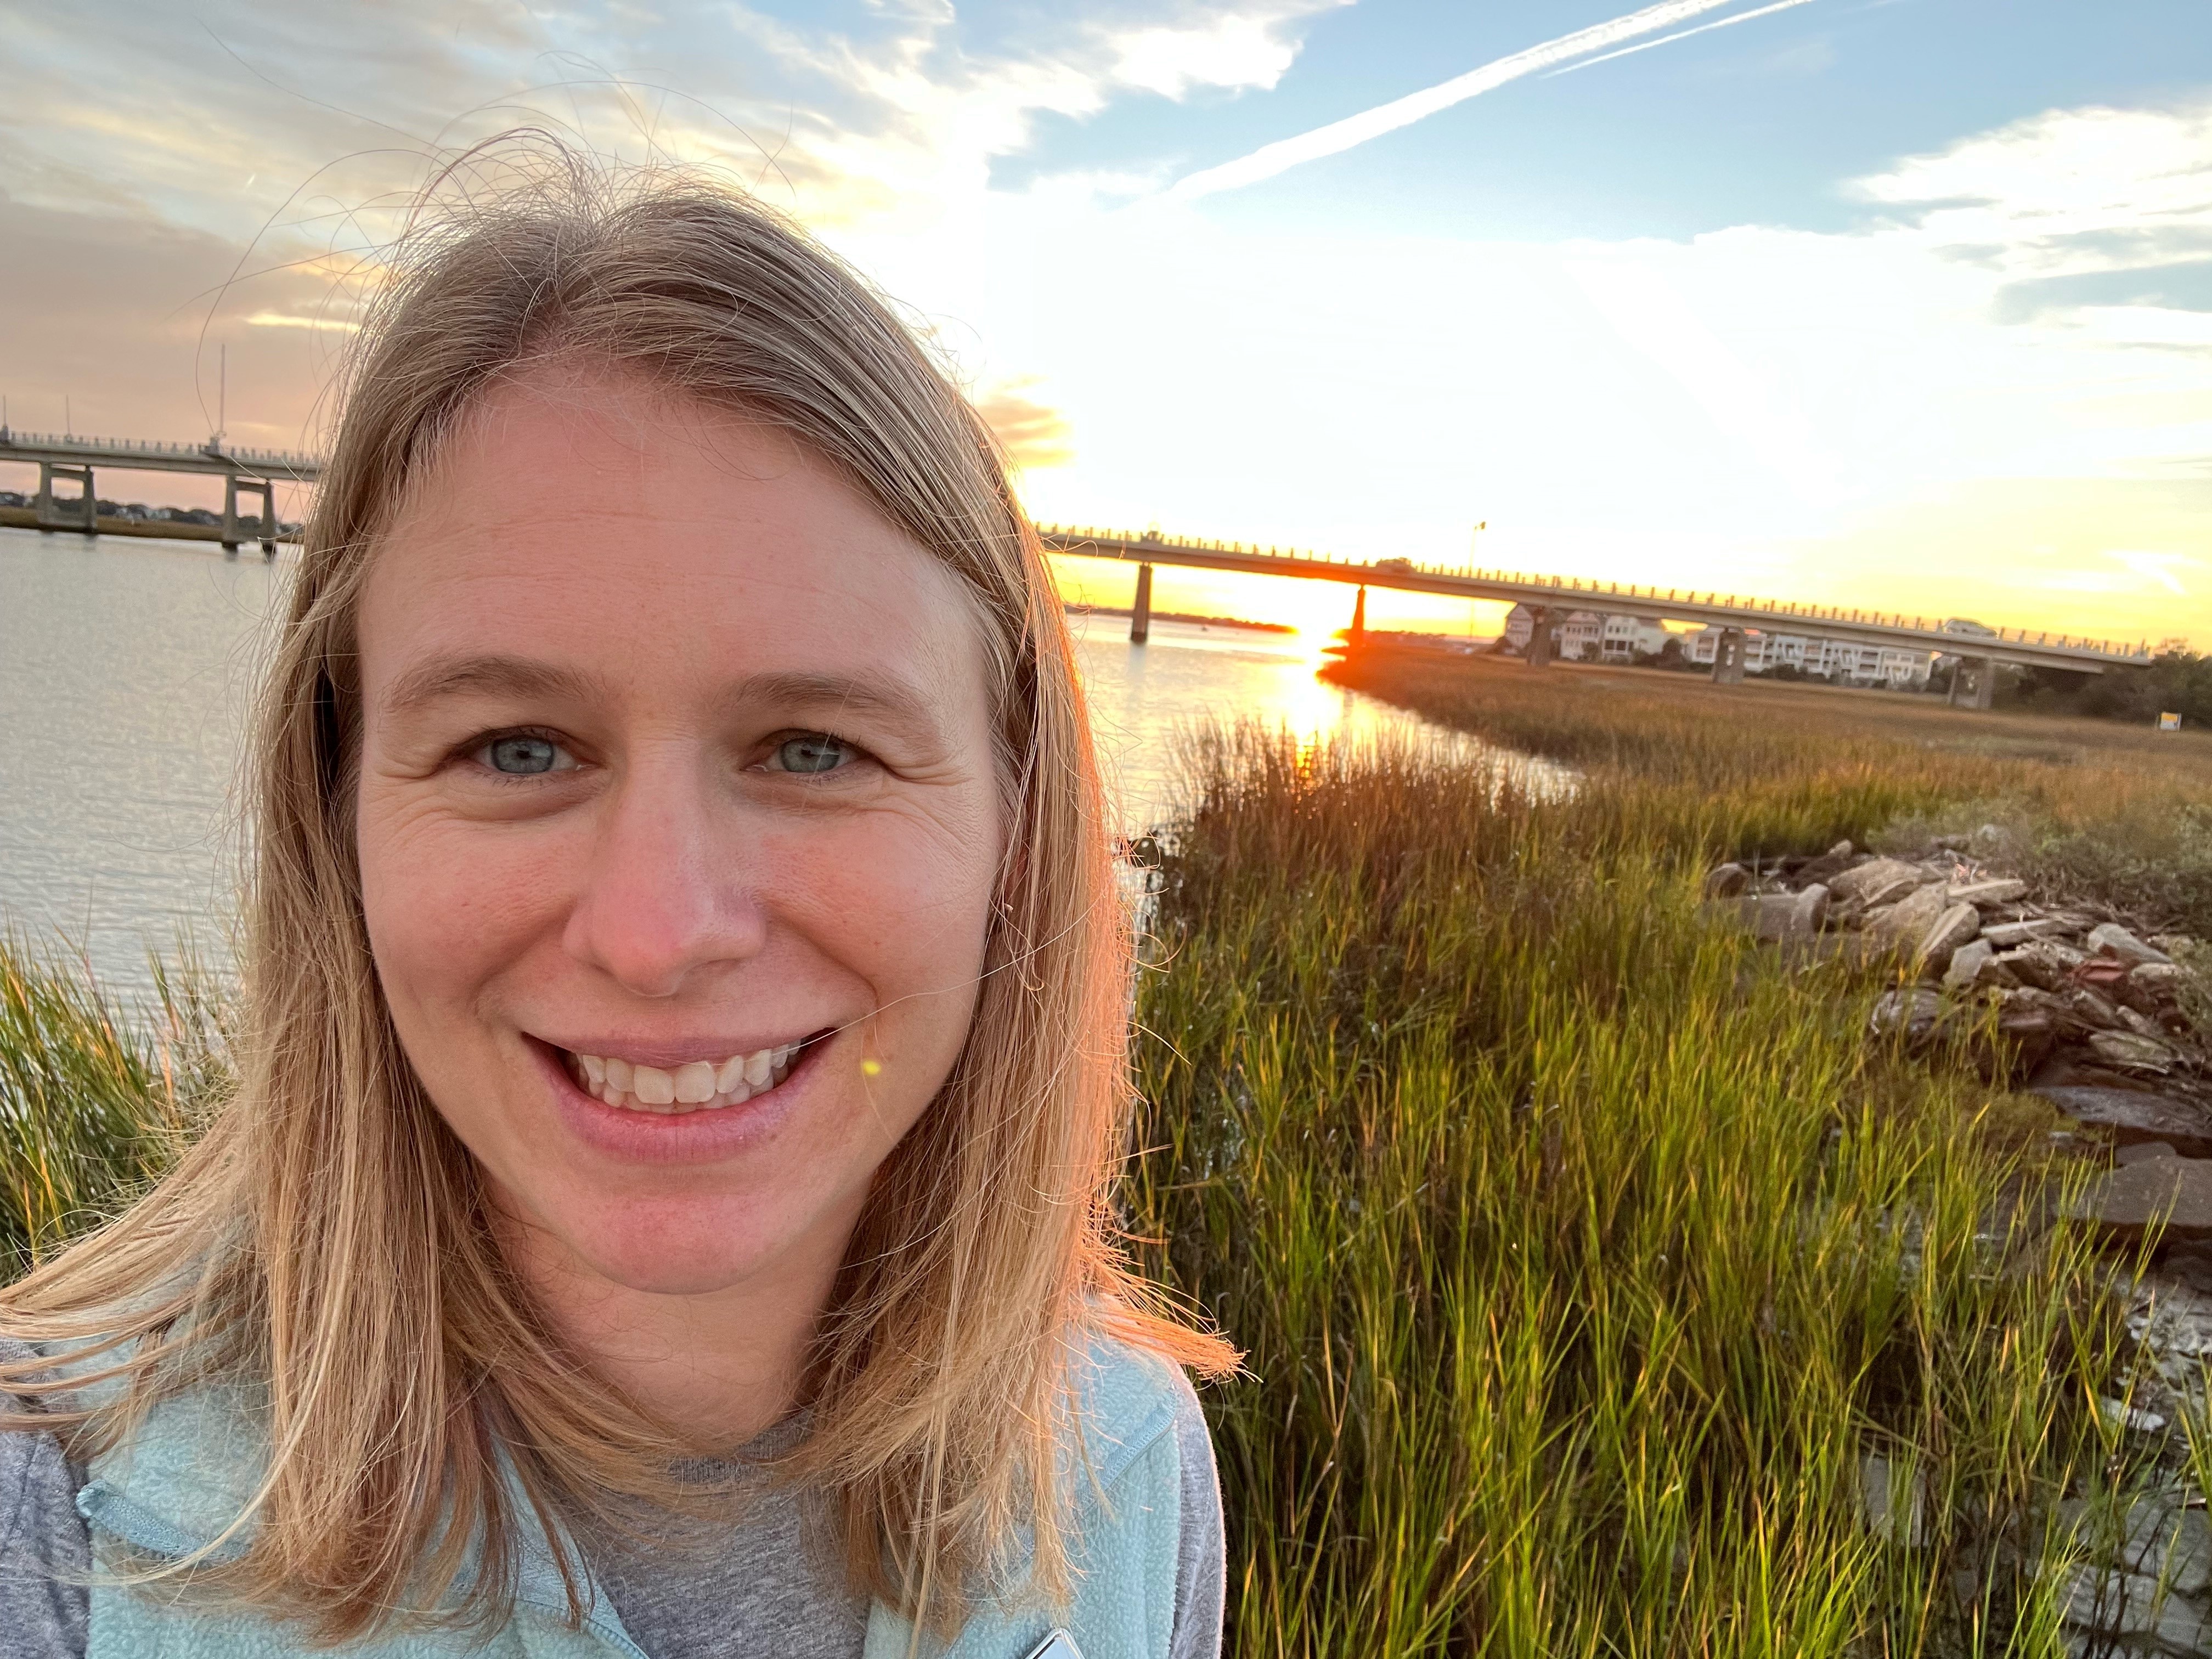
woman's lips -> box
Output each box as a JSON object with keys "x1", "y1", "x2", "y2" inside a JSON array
[{"x1": 528, "y1": 1031, "x2": 833, "y2": 1161}]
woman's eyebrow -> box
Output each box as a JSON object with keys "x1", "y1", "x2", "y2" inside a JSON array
[
  {"x1": 727, "y1": 669, "x2": 946, "y2": 744},
  {"x1": 380, "y1": 654, "x2": 605, "y2": 718}
]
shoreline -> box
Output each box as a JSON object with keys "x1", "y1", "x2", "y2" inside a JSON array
[
  {"x1": 0, "y1": 504, "x2": 299, "y2": 545},
  {"x1": 1065, "y1": 602, "x2": 1295, "y2": 635}
]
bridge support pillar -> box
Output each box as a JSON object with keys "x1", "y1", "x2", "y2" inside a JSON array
[
  {"x1": 1947, "y1": 654, "x2": 1994, "y2": 710},
  {"x1": 1711, "y1": 627, "x2": 1748, "y2": 685},
  {"x1": 1524, "y1": 605, "x2": 1556, "y2": 669},
  {"x1": 35, "y1": 461, "x2": 96, "y2": 535},
  {"x1": 224, "y1": 476, "x2": 277, "y2": 555},
  {"x1": 1128, "y1": 563, "x2": 1153, "y2": 645}
]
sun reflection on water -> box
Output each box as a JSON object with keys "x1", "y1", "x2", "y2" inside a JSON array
[{"x1": 1064, "y1": 610, "x2": 1571, "y2": 832}]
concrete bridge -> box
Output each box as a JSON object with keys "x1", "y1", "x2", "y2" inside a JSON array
[
  {"x1": 0, "y1": 441, "x2": 2157, "y2": 705},
  {"x1": 0, "y1": 428, "x2": 324, "y2": 554},
  {"x1": 1039, "y1": 524, "x2": 2155, "y2": 707}
]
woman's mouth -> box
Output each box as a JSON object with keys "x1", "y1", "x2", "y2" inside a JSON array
[{"x1": 557, "y1": 1035, "x2": 827, "y2": 1115}]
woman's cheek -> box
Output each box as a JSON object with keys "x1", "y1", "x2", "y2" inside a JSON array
[
  {"x1": 360, "y1": 794, "x2": 573, "y2": 1017},
  {"x1": 809, "y1": 810, "x2": 991, "y2": 959}
]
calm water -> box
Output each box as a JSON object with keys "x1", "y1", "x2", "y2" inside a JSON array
[{"x1": 1, "y1": 528, "x2": 1457, "y2": 997}]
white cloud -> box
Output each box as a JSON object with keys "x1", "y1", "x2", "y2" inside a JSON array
[
  {"x1": 1545, "y1": 0, "x2": 1818, "y2": 80},
  {"x1": 2104, "y1": 550, "x2": 2201, "y2": 595},
  {"x1": 1566, "y1": 253, "x2": 1839, "y2": 509},
  {"x1": 1161, "y1": 0, "x2": 1797, "y2": 202},
  {"x1": 1855, "y1": 102, "x2": 2212, "y2": 277},
  {"x1": 244, "y1": 309, "x2": 360, "y2": 332},
  {"x1": 1108, "y1": 4, "x2": 1340, "y2": 99}
]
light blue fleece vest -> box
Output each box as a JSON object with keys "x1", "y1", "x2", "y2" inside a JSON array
[{"x1": 72, "y1": 1336, "x2": 1188, "y2": 1659}]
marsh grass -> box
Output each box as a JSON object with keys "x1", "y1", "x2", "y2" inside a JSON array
[
  {"x1": 0, "y1": 933, "x2": 225, "y2": 1276},
  {"x1": 1325, "y1": 652, "x2": 2212, "y2": 933},
  {"x1": 1125, "y1": 723, "x2": 2182, "y2": 1657}
]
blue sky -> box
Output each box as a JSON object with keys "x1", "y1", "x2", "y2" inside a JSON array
[
  {"x1": 1003, "y1": 1, "x2": 2212, "y2": 239},
  {"x1": 1, "y1": 0, "x2": 2208, "y2": 642}
]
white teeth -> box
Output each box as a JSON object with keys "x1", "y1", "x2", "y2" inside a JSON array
[{"x1": 566, "y1": 1041, "x2": 806, "y2": 1116}]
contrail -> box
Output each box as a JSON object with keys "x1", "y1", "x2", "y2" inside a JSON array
[
  {"x1": 1545, "y1": 0, "x2": 1820, "y2": 78},
  {"x1": 1164, "y1": 0, "x2": 1812, "y2": 202}
]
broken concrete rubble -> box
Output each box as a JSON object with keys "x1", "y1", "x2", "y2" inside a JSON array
[
  {"x1": 1830, "y1": 856, "x2": 1932, "y2": 908},
  {"x1": 1945, "y1": 939, "x2": 1995, "y2": 990},
  {"x1": 1703, "y1": 841, "x2": 2209, "y2": 1197},
  {"x1": 2030, "y1": 1088, "x2": 2212, "y2": 1160},
  {"x1": 2090, "y1": 922, "x2": 2176, "y2": 967},
  {"x1": 2066, "y1": 1158, "x2": 2212, "y2": 1245}
]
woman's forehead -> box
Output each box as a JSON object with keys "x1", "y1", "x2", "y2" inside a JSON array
[{"x1": 358, "y1": 370, "x2": 995, "y2": 718}]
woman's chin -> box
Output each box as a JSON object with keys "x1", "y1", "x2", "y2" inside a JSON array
[{"x1": 543, "y1": 1198, "x2": 805, "y2": 1297}]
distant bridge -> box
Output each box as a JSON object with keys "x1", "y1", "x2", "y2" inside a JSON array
[
  {"x1": 0, "y1": 437, "x2": 2159, "y2": 704},
  {"x1": 0, "y1": 428, "x2": 324, "y2": 553},
  {"x1": 1039, "y1": 524, "x2": 2154, "y2": 707}
]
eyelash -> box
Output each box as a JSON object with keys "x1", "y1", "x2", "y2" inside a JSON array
[
  {"x1": 758, "y1": 730, "x2": 872, "y2": 778},
  {"x1": 460, "y1": 727, "x2": 577, "y2": 783},
  {"x1": 452, "y1": 729, "x2": 874, "y2": 781}
]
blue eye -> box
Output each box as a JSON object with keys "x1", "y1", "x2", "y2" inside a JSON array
[
  {"x1": 774, "y1": 734, "x2": 850, "y2": 775},
  {"x1": 483, "y1": 735, "x2": 565, "y2": 775}
]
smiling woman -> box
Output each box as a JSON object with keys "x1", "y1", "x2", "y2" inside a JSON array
[{"x1": 0, "y1": 155, "x2": 1233, "y2": 1659}]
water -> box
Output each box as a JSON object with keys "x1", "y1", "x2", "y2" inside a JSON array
[
  {"x1": 1069, "y1": 610, "x2": 1469, "y2": 832},
  {"x1": 1, "y1": 529, "x2": 1460, "y2": 998},
  {"x1": 1, "y1": 528, "x2": 280, "y2": 998}
]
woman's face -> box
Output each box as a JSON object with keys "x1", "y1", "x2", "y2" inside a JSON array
[{"x1": 354, "y1": 366, "x2": 1003, "y2": 1299}]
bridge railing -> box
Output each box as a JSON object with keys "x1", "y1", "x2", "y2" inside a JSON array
[
  {"x1": 0, "y1": 428, "x2": 325, "y2": 473},
  {"x1": 1036, "y1": 523, "x2": 2152, "y2": 664}
]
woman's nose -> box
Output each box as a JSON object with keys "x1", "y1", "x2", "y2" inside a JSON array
[{"x1": 561, "y1": 755, "x2": 767, "y2": 998}]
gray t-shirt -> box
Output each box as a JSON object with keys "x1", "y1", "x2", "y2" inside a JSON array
[{"x1": 0, "y1": 1340, "x2": 1224, "y2": 1659}]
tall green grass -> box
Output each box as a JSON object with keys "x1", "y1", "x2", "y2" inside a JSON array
[
  {"x1": 1125, "y1": 727, "x2": 2170, "y2": 1657},
  {"x1": 0, "y1": 934, "x2": 224, "y2": 1277}
]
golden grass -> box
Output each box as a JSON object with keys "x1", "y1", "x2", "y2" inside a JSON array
[{"x1": 1124, "y1": 689, "x2": 2205, "y2": 1656}]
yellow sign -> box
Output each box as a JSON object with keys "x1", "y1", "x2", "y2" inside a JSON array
[{"x1": 2160, "y1": 712, "x2": 2183, "y2": 731}]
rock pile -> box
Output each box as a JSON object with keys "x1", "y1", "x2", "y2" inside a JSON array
[
  {"x1": 1713, "y1": 839, "x2": 2212, "y2": 1654},
  {"x1": 1706, "y1": 840, "x2": 2206, "y2": 1157}
]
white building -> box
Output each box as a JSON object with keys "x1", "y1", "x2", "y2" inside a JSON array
[
  {"x1": 1682, "y1": 625, "x2": 1934, "y2": 689},
  {"x1": 1504, "y1": 605, "x2": 1671, "y2": 662},
  {"x1": 1598, "y1": 614, "x2": 1672, "y2": 659}
]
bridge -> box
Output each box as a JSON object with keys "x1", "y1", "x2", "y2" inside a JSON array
[
  {"x1": 1039, "y1": 524, "x2": 2155, "y2": 708},
  {"x1": 0, "y1": 434, "x2": 2157, "y2": 704},
  {"x1": 0, "y1": 428, "x2": 324, "y2": 553}
]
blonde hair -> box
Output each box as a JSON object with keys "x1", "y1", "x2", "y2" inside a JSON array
[{"x1": 0, "y1": 149, "x2": 1230, "y2": 1641}]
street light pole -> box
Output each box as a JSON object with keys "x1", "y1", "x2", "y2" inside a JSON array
[{"x1": 1469, "y1": 521, "x2": 1487, "y2": 638}]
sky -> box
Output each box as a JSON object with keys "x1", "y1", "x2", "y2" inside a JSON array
[{"x1": 1, "y1": 0, "x2": 2208, "y2": 646}]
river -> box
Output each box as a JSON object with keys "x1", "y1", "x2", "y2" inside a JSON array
[{"x1": 1, "y1": 527, "x2": 1459, "y2": 998}]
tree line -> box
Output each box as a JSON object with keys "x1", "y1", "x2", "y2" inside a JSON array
[{"x1": 1999, "y1": 641, "x2": 2210, "y2": 727}]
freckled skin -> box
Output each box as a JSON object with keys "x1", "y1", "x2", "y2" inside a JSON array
[{"x1": 352, "y1": 365, "x2": 1003, "y2": 1439}]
